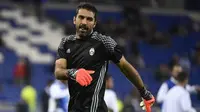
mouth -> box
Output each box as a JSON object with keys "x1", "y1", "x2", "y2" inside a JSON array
[{"x1": 79, "y1": 27, "x2": 88, "y2": 32}]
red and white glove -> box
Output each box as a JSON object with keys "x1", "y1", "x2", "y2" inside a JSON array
[
  {"x1": 140, "y1": 96, "x2": 155, "y2": 112},
  {"x1": 139, "y1": 87, "x2": 155, "y2": 112},
  {"x1": 68, "y1": 68, "x2": 95, "y2": 86}
]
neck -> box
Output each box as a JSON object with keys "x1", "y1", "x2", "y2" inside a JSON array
[{"x1": 177, "y1": 82, "x2": 185, "y2": 87}]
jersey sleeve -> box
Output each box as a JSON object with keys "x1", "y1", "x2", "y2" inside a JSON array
[
  {"x1": 104, "y1": 36, "x2": 123, "y2": 63},
  {"x1": 157, "y1": 83, "x2": 168, "y2": 103},
  {"x1": 57, "y1": 37, "x2": 68, "y2": 59}
]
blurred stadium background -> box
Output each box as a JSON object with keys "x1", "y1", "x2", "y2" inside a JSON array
[{"x1": 0, "y1": 0, "x2": 200, "y2": 112}]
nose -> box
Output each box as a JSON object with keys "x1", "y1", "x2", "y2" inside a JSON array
[{"x1": 81, "y1": 18, "x2": 87, "y2": 25}]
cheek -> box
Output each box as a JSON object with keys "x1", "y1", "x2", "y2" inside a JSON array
[{"x1": 88, "y1": 23, "x2": 95, "y2": 29}]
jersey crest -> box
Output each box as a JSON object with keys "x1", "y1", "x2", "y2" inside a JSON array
[{"x1": 89, "y1": 48, "x2": 95, "y2": 56}]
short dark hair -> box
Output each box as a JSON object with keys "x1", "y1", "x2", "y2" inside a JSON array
[
  {"x1": 176, "y1": 71, "x2": 189, "y2": 83},
  {"x1": 170, "y1": 64, "x2": 181, "y2": 71},
  {"x1": 75, "y1": 2, "x2": 98, "y2": 21}
]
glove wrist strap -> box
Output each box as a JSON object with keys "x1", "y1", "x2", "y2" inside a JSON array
[
  {"x1": 67, "y1": 69, "x2": 78, "y2": 80},
  {"x1": 138, "y1": 87, "x2": 152, "y2": 100}
]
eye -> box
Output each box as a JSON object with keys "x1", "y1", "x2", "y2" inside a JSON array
[
  {"x1": 78, "y1": 15, "x2": 84, "y2": 20},
  {"x1": 87, "y1": 17, "x2": 93, "y2": 22}
]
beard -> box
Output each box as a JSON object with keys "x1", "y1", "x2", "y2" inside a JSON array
[{"x1": 77, "y1": 24, "x2": 91, "y2": 37}]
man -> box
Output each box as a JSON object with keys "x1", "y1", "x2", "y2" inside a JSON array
[
  {"x1": 20, "y1": 83, "x2": 37, "y2": 112},
  {"x1": 157, "y1": 64, "x2": 199, "y2": 106},
  {"x1": 48, "y1": 80, "x2": 70, "y2": 112},
  {"x1": 162, "y1": 71, "x2": 197, "y2": 112},
  {"x1": 54, "y1": 2, "x2": 155, "y2": 112},
  {"x1": 41, "y1": 79, "x2": 53, "y2": 112},
  {"x1": 104, "y1": 75, "x2": 118, "y2": 112}
]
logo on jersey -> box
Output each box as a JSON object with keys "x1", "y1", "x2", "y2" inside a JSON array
[
  {"x1": 66, "y1": 48, "x2": 70, "y2": 53},
  {"x1": 89, "y1": 48, "x2": 95, "y2": 56}
]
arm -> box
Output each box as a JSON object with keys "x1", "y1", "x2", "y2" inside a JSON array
[
  {"x1": 116, "y1": 56, "x2": 154, "y2": 102},
  {"x1": 156, "y1": 83, "x2": 168, "y2": 103},
  {"x1": 116, "y1": 56, "x2": 144, "y2": 90},
  {"x1": 54, "y1": 38, "x2": 88, "y2": 82},
  {"x1": 103, "y1": 36, "x2": 154, "y2": 101},
  {"x1": 54, "y1": 37, "x2": 70, "y2": 80},
  {"x1": 186, "y1": 84, "x2": 199, "y2": 94},
  {"x1": 54, "y1": 58, "x2": 68, "y2": 80}
]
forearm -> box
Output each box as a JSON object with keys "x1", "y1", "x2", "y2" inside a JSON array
[
  {"x1": 54, "y1": 68, "x2": 68, "y2": 80},
  {"x1": 55, "y1": 67, "x2": 78, "y2": 80},
  {"x1": 119, "y1": 62, "x2": 144, "y2": 90}
]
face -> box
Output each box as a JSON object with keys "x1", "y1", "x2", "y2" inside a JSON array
[
  {"x1": 73, "y1": 9, "x2": 96, "y2": 37},
  {"x1": 184, "y1": 79, "x2": 189, "y2": 85},
  {"x1": 172, "y1": 66, "x2": 182, "y2": 77}
]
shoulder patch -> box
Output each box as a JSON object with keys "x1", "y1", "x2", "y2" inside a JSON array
[
  {"x1": 58, "y1": 35, "x2": 75, "y2": 49},
  {"x1": 91, "y1": 31, "x2": 117, "y2": 52},
  {"x1": 65, "y1": 35, "x2": 76, "y2": 41}
]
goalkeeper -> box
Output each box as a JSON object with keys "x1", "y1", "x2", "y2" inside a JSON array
[{"x1": 54, "y1": 2, "x2": 155, "y2": 112}]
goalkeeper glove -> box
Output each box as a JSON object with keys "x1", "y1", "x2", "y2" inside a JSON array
[
  {"x1": 139, "y1": 87, "x2": 155, "y2": 112},
  {"x1": 68, "y1": 68, "x2": 95, "y2": 86}
]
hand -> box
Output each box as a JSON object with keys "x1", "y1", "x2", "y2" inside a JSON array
[
  {"x1": 138, "y1": 87, "x2": 155, "y2": 112},
  {"x1": 140, "y1": 96, "x2": 155, "y2": 112},
  {"x1": 68, "y1": 68, "x2": 95, "y2": 86},
  {"x1": 195, "y1": 85, "x2": 200, "y2": 92}
]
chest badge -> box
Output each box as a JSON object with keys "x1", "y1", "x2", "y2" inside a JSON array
[
  {"x1": 89, "y1": 48, "x2": 95, "y2": 56},
  {"x1": 66, "y1": 48, "x2": 70, "y2": 53}
]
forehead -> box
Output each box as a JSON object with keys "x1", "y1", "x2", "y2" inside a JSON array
[
  {"x1": 77, "y1": 9, "x2": 95, "y2": 18},
  {"x1": 173, "y1": 66, "x2": 182, "y2": 71}
]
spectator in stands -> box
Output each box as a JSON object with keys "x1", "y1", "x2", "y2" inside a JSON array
[
  {"x1": 64, "y1": 20, "x2": 75, "y2": 36},
  {"x1": 116, "y1": 36, "x2": 127, "y2": 55},
  {"x1": 123, "y1": 87, "x2": 142, "y2": 112},
  {"x1": 41, "y1": 79, "x2": 54, "y2": 112},
  {"x1": 154, "y1": 64, "x2": 170, "y2": 82},
  {"x1": 192, "y1": 21, "x2": 200, "y2": 32},
  {"x1": 13, "y1": 57, "x2": 28, "y2": 86},
  {"x1": 169, "y1": 24, "x2": 188, "y2": 36},
  {"x1": 0, "y1": 37, "x2": 5, "y2": 47},
  {"x1": 24, "y1": 57, "x2": 31, "y2": 85},
  {"x1": 121, "y1": 0, "x2": 142, "y2": 27},
  {"x1": 20, "y1": 82, "x2": 37, "y2": 112},
  {"x1": 33, "y1": 0, "x2": 47, "y2": 22},
  {"x1": 179, "y1": 53, "x2": 191, "y2": 71},
  {"x1": 48, "y1": 80, "x2": 69, "y2": 112},
  {"x1": 16, "y1": 100, "x2": 29, "y2": 112},
  {"x1": 104, "y1": 75, "x2": 118, "y2": 112},
  {"x1": 127, "y1": 53, "x2": 145, "y2": 69},
  {"x1": 148, "y1": 31, "x2": 171, "y2": 46},
  {"x1": 192, "y1": 42, "x2": 200, "y2": 65}
]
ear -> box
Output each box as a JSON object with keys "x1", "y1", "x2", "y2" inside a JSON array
[
  {"x1": 93, "y1": 21, "x2": 97, "y2": 28},
  {"x1": 73, "y1": 16, "x2": 76, "y2": 25}
]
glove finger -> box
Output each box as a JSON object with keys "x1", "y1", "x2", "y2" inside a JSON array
[
  {"x1": 85, "y1": 73, "x2": 93, "y2": 85},
  {"x1": 83, "y1": 71, "x2": 92, "y2": 86},
  {"x1": 86, "y1": 70, "x2": 95, "y2": 74},
  {"x1": 140, "y1": 101, "x2": 144, "y2": 107},
  {"x1": 144, "y1": 100, "x2": 152, "y2": 112},
  {"x1": 80, "y1": 77, "x2": 87, "y2": 86},
  {"x1": 142, "y1": 106, "x2": 146, "y2": 110},
  {"x1": 145, "y1": 104, "x2": 151, "y2": 112}
]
